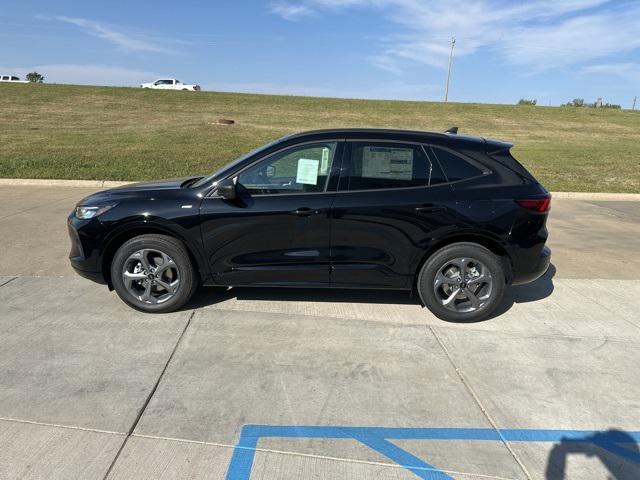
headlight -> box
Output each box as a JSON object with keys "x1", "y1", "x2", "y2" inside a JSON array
[{"x1": 75, "y1": 204, "x2": 116, "y2": 219}]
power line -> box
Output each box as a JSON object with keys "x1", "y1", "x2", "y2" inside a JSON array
[{"x1": 444, "y1": 37, "x2": 455, "y2": 102}]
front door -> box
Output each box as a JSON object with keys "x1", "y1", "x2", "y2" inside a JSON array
[{"x1": 199, "y1": 141, "x2": 341, "y2": 286}]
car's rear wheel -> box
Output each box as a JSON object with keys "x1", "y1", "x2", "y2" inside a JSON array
[
  {"x1": 417, "y1": 242, "x2": 505, "y2": 322},
  {"x1": 111, "y1": 234, "x2": 198, "y2": 313}
]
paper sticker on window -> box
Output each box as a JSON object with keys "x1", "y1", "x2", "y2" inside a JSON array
[
  {"x1": 296, "y1": 158, "x2": 319, "y2": 185},
  {"x1": 320, "y1": 148, "x2": 330, "y2": 175},
  {"x1": 362, "y1": 147, "x2": 413, "y2": 180}
]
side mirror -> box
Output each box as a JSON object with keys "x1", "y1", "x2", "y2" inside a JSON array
[{"x1": 216, "y1": 178, "x2": 237, "y2": 200}]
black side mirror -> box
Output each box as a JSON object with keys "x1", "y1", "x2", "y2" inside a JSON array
[{"x1": 216, "y1": 177, "x2": 237, "y2": 200}]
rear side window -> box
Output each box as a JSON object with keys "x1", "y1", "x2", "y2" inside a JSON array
[
  {"x1": 431, "y1": 146, "x2": 483, "y2": 182},
  {"x1": 344, "y1": 142, "x2": 436, "y2": 191}
]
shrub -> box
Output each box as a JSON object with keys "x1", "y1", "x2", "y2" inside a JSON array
[{"x1": 26, "y1": 72, "x2": 45, "y2": 83}]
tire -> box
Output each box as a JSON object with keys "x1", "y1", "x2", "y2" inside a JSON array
[
  {"x1": 417, "y1": 242, "x2": 505, "y2": 322},
  {"x1": 110, "y1": 234, "x2": 198, "y2": 313}
]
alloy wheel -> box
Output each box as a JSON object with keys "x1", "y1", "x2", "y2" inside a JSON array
[
  {"x1": 433, "y1": 257, "x2": 493, "y2": 313},
  {"x1": 122, "y1": 249, "x2": 180, "y2": 304}
]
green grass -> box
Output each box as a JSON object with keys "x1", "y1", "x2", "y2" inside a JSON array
[{"x1": 1, "y1": 83, "x2": 639, "y2": 192}]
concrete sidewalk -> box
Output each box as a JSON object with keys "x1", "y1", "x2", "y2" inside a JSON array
[{"x1": 1, "y1": 185, "x2": 639, "y2": 479}]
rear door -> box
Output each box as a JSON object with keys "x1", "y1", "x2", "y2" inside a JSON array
[
  {"x1": 330, "y1": 140, "x2": 458, "y2": 288},
  {"x1": 200, "y1": 141, "x2": 343, "y2": 286}
]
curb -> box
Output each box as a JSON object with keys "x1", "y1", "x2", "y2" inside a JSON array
[
  {"x1": 0, "y1": 178, "x2": 638, "y2": 201},
  {"x1": 550, "y1": 191, "x2": 640, "y2": 201},
  {"x1": 0, "y1": 178, "x2": 133, "y2": 188}
]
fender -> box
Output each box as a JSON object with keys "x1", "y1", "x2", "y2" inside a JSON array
[{"x1": 99, "y1": 215, "x2": 212, "y2": 288}]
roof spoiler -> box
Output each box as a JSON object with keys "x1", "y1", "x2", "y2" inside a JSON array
[{"x1": 445, "y1": 126, "x2": 458, "y2": 134}]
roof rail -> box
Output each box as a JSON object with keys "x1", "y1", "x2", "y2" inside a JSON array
[{"x1": 445, "y1": 126, "x2": 458, "y2": 134}]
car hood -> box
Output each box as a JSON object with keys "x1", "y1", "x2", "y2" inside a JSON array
[
  {"x1": 107, "y1": 177, "x2": 194, "y2": 192},
  {"x1": 77, "y1": 177, "x2": 195, "y2": 205}
]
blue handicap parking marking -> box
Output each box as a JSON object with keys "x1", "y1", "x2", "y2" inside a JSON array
[{"x1": 225, "y1": 425, "x2": 640, "y2": 479}]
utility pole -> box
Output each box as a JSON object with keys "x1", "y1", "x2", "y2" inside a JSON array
[
  {"x1": 633, "y1": 96, "x2": 637, "y2": 110},
  {"x1": 444, "y1": 37, "x2": 456, "y2": 103}
]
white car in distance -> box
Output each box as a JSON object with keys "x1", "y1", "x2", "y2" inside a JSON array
[
  {"x1": 140, "y1": 78, "x2": 201, "y2": 91},
  {"x1": 0, "y1": 75, "x2": 29, "y2": 83}
]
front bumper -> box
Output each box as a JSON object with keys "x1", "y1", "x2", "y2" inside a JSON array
[
  {"x1": 511, "y1": 246, "x2": 551, "y2": 286},
  {"x1": 68, "y1": 216, "x2": 106, "y2": 284}
]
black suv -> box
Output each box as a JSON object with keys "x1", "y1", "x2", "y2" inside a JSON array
[{"x1": 68, "y1": 128, "x2": 551, "y2": 322}]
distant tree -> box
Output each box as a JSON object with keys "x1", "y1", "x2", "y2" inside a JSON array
[
  {"x1": 595, "y1": 102, "x2": 621, "y2": 110},
  {"x1": 26, "y1": 72, "x2": 44, "y2": 83},
  {"x1": 517, "y1": 99, "x2": 537, "y2": 106},
  {"x1": 562, "y1": 98, "x2": 585, "y2": 107}
]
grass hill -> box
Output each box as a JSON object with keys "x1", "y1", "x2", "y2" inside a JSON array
[{"x1": 1, "y1": 83, "x2": 639, "y2": 192}]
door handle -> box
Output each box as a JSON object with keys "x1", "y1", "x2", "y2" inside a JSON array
[
  {"x1": 292, "y1": 207, "x2": 321, "y2": 216},
  {"x1": 416, "y1": 206, "x2": 445, "y2": 214}
]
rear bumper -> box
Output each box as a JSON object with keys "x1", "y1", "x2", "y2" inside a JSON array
[{"x1": 511, "y1": 246, "x2": 551, "y2": 286}]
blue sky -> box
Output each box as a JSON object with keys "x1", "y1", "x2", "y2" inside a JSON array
[{"x1": 2, "y1": 0, "x2": 639, "y2": 106}]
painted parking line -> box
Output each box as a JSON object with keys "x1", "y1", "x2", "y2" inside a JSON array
[{"x1": 225, "y1": 425, "x2": 640, "y2": 480}]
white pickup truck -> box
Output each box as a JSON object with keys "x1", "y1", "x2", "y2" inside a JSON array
[
  {"x1": 0, "y1": 75, "x2": 29, "y2": 83},
  {"x1": 140, "y1": 78, "x2": 201, "y2": 91}
]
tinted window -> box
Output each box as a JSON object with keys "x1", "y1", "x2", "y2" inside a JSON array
[
  {"x1": 344, "y1": 142, "x2": 436, "y2": 191},
  {"x1": 238, "y1": 142, "x2": 337, "y2": 195},
  {"x1": 11, "y1": 76, "x2": 19, "y2": 81},
  {"x1": 431, "y1": 146, "x2": 483, "y2": 182}
]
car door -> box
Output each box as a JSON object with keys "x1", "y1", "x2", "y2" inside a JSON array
[
  {"x1": 199, "y1": 141, "x2": 342, "y2": 286},
  {"x1": 330, "y1": 140, "x2": 458, "y2": 288}
]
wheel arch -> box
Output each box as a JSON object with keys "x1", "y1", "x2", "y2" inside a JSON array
[
  {"x1": 100, "y1": 222, "x2": 209, "y2": 290},
  {"x1": 413, "y1": 233, "x2": 513, "y2": 289}
]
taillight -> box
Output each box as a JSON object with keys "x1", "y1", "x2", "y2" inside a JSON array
[{"x1": 516, "y1": 195, "x2": 551, "y2": 213}]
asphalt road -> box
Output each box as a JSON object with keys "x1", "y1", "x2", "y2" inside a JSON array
[{"x1": 1, "y1": 185, "x2": 639, "y2": 480}]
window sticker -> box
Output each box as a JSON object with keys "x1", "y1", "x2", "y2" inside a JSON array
[
  {"x1": 320, "y1": 148, "x2": 330, "y2": 175},
  {"x1": 362, "y1": 147, "x2": 413, "y2": 180},
  {"x1": 296, "y1": 158, "x2": 319, "y2": 185}
]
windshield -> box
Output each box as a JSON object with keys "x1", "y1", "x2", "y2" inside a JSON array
[{"x1": 191, "y1": 135, "x2": 291, "y2": 188}]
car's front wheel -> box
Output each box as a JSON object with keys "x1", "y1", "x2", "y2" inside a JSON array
[
  {"x1": 417, "y1": 242, "x2": 505, "y2": 322},
  {"x1": 111, "y1": 234, "x2": 198, "y2": 313}
]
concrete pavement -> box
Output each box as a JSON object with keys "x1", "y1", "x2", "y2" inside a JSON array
[{"x1": 0, "y1": 185, "x2": 639, "y2": 479}]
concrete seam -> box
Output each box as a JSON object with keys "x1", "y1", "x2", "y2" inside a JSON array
[
  {"x1": 428, "y1": 325, "x2": 533, "y2": 480},
  {"x1": 101, "y1": 308, "x2": 197, "y2": 480},
  {"x1": 0, "y1": 277, "x2": 17, "y2": 288},
  {"x1": 131, "y1": 433, "x2": 517, "y2": 480},
  {"x1": 0, "y1": 416, "x2": 124, "y2": 436}
]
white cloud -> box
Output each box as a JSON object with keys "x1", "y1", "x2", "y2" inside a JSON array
[
  {"x1": 38, "y1": 15, "x2": 180, "y2": 54},
  {"x1": 270, "y1": 0, "x2": 640, "y2": 74},
  {"x1": 269, "y1": 2, "x2": 315, "y2": 21},
  {"x1": 581, "y1": 63, "x2": 640, "y2": 82},
  {"x1": 0, "y1": 64, "x2": 159, "y2": 86}
]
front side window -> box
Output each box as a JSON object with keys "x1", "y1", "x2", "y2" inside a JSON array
[
  {"x1": 430, "y1": 146, "x2": 484, "y2": 182},
  {"x1": 344, "y1": 142, "x2": 435, "y2": 191},
  {"x1": 1, "y1": 76, "x2": 9, "y2": 81},
  {"x1": 237, "y1": 142, "x2": 337, "y2": 195}
]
